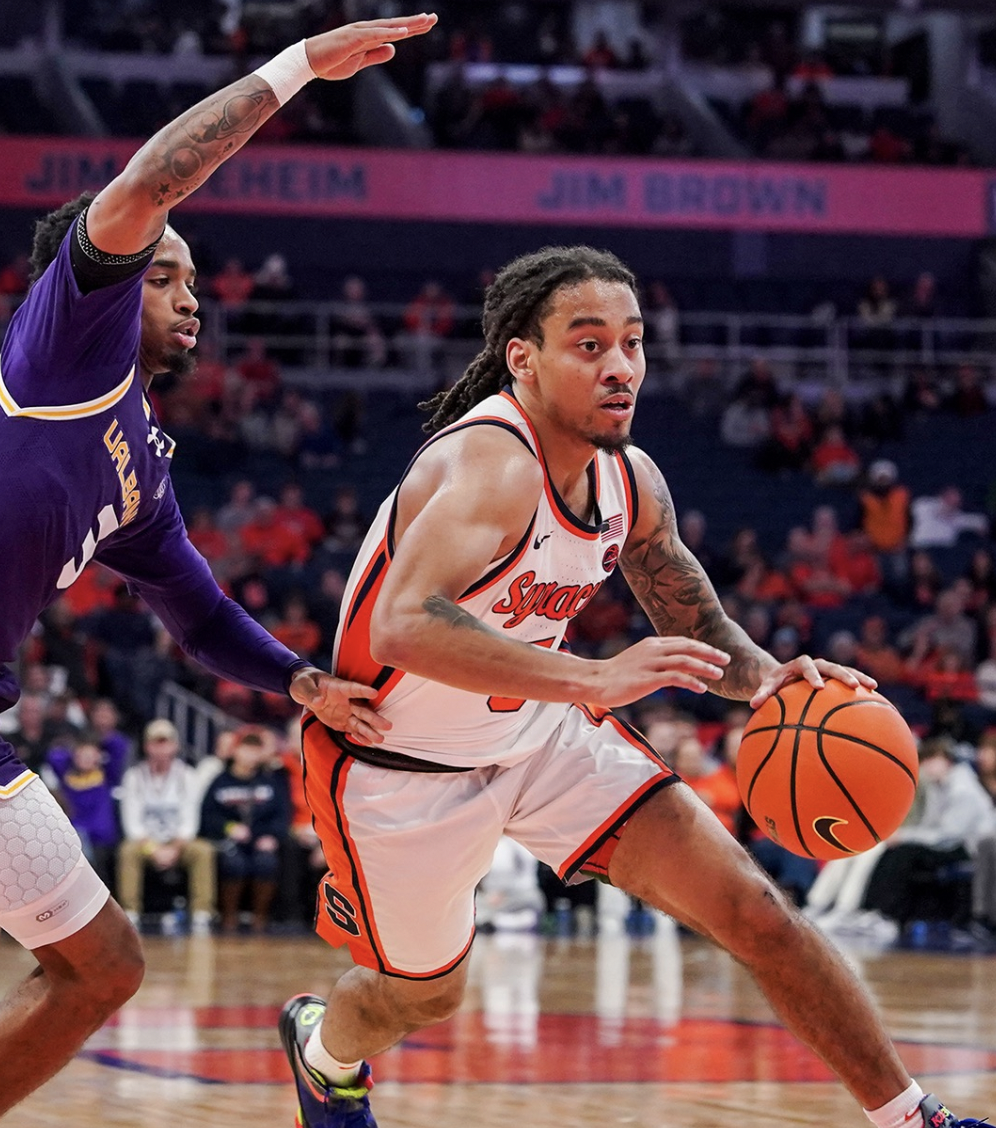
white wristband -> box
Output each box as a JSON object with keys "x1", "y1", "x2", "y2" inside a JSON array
[{"x1": 253, "y1": 40, "x2": 318, "y2": 106}]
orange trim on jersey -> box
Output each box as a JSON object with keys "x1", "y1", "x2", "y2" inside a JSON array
[
  {"x1": 335, "y1": 535, "x2": 398, "y2": 704},
  {"x1": 558, "y1": 705, "x2": 676, "y2": 882},
  {"x1": 500, "y1": 390, "x2": 601, "y2": 542},
  {"x1": 304, "y1": 719, "x2": 477, "y2": 980}
]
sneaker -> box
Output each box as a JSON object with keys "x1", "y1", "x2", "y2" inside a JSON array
[
  {"x1": 279, "y1": 994, "x2": 376, "y2": 1128},
  {"x1": 918, "y1": 1093, "x2": 988, "y2": 1128},
  {"x1": 191, "y1": 911, "x2": 213, "y2": 937}
]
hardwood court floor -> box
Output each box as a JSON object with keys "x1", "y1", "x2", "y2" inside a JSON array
[{"x1": 5, "y1": 922, "x2": 996, "y2": 1128}]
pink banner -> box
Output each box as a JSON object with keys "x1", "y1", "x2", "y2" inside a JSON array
[{"x1": 0, "y1": 136, "x2": 989, "y2": 237}]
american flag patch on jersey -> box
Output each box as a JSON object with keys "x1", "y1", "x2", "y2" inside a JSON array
[{"x1": 601, "y1": 513, "x2": 625, "y2": 540}]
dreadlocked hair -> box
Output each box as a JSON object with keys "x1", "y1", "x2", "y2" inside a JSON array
[
  {"x1": 418, "y1": 245, "x2": 638, "y2": 433},
  {"x1": 28, "y1": 191, "x2": 96, "y2": 283}
]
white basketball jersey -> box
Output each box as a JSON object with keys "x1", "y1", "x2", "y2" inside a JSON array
[{"x1": 332, "y1": 390, "x2": 638, "y2": 767}]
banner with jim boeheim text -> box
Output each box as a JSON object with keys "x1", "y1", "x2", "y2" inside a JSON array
[{"x1": 0, "y1": 137, "x2": 991, "y2": 238}]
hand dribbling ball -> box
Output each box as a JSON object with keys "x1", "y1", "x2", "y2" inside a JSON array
[{"x1": 736, "y1": 680, "x2": 918, "y2": 860}]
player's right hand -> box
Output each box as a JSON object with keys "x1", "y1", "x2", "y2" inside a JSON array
[
  {"x1": 305, "y1": 13, "x2": 438, "y2": 82},
  {"x1": 591, "y1": 636, "x2": 730, "y2": 707}
]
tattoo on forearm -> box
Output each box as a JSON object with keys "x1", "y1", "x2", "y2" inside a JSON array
[
  {"x1": 136, "y1": 78, "x2": 279, "y2": 208},
  {"x1": 622, "y1": 464, "x2": 771, "y2": 700},
  {"x1": 423, "y1": 595, "x2": 490, "y2": 634}
]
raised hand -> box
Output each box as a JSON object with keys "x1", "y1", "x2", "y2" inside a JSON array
[{"x1": 305, "y1": 13, "x2": 438, "y2": 81}]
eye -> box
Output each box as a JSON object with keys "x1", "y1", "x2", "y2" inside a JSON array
[
  {"x1": 579, "y1": 340, "x2": 600, "y2": 353},
  {"x1": 626, "y1": 337, "x2": 644, "y2": 350}
]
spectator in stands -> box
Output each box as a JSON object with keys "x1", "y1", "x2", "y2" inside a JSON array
[
  {"x1": 37, "y1": 600, "x2": 91, "y2": 698},
  {"x1": 309, "y1": 568, "x2": 347, "y2": 661},
  {"x1": 758, "y1": 392, "x2": 813, "y2": 473},
  {"x1": 785, "y1": 526, "x2": 850, "y2": 610},
  {"x1": 902, "y1": 367, "x2": 943, "y2": 414},
  {"x1": 248, "y1": 252, "x2": 299, "y2": 351},
  {"x1": 910, "y1": 486, "x2": 988, "y2": 549},
  {"x1": 903, "y1": 272, "x2": 939, "y2": 320},
  {"x1": 271, "y1": 388, "x2": 314, "y2": 460},
  {"x1": 274, "y1": 482, "x2": 324, "y2": 549},
  {"x1": 331, "y1": 275, "x2": 387, "y2": 368},
  {"x1": 323, "y1": 484, "x2": 368, "y2": 553},
  {"x1": 903, "y1": 587, "x2": 978, "y2": 673},
  {"x1": 713, "y1": 526, "x2": 763, "y2": 590},
  {"x1": 235, "y1": 337, "x2": 281, "y2": 406},
  {"x1": 733, "y1": 356, "x2": 781, "y2": 410},
  {"x1": 671, "y1": 735, "x2": 741, "y2": 836},
  {"x1": 921, "y1": 648, "x2": 978, "y2": 706},
  {"x1": 720, "y1": 393, "x2": 770, "y2": 450},
  {"x1": 200, "y1": 727, "x2": 290, "y2": 934},
  {"x1": 838, "y1": 531, "x2": 883, "y2": 597},
  {"x1": 678, "y1": 510, "x2": 715, "y2": 577},
  {"x1": 963, "y1": 548, "x2": 996, "y2": 615},
  {"x1": 812, "y1": 388, "x2": 855, "y2": 441},
  {"x1": 811, "y1": 423, "x2": 861, "y2": 486},
  {"x1": 944, "y1": 365, "x2": 989, "y2": 418},
  {"x1": 859, "y1": 460, "x2": 911, "y2": 579},
  {"x1": 736, "y1": 554, "x2": 794, "y2": 605},
  {"x1": 644, "y1": 281, "x2": 680, "y2": 369},
  {"x1": 210, "y1": 257, "x2": 255, "y2": 313},
  {"x1": 297, "y1": 401, "x2": 341, "y2": 471},
  {"x1": 240, "y1": 498, "x2": 311, "y2": 570},
  {"x1": 88, "y1": 698, "x2": 130, "y2": 761},
  {"x1": 272, "y1": 594, "x2": 323, "y2": 663},
  {"x1": 187, "y1": 507, "x2": 236, "y2": 581},
  {"x1": 857, "y1": 391, "x2": 904, "y2": 446},
  {"x1": 856, "y1": 276, "x2": 898, "y2": 356},
  {"x1": 84, "y1": 587, "x2": 168, "y2": 722},
  {"x1": 117, "y1": 719, "x2": 216, "y2": 934},
  {"x1": 582, "y1": 29, "x2": 619, "y2": 69},
  {"x1": 46, "y1": 730, "x2": 126, "y2": 888},
  {"x1": 855, "y1": 615, "x2": 907, "y2": 688},
  {"x1": 216, "y1": 479, "x2": 257, "y2": 536},
  {"x1": 401, "y1": 280, "x2": 456, "y2": 374},
  {"x1": 863, "y1": 737, "x2": 994, "y2": 936},
  {"x1": 893, "y1": 549, "x2": 944, "y2": 611},
  {"x1": 8, "y1": 695, "x2": 51, "y2": 774}
]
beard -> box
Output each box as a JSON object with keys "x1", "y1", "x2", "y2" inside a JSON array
[
  {"x1": 154, "y1": 346, "x2": 197, "y2": 381},
  {"x1": 592, "y1": 431, "x2": 632, "y2": 453}
]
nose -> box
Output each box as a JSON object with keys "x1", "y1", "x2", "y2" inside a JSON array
[
  {"x1": 177, "y1": 284, "x2": 198, "y2": 315},
  {"x1": 601, "y1": 344, "x2": 636, "y2": 384}
]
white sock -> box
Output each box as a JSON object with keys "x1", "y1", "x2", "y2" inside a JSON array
[
  {"x1": 865, "y1": 1081, "x2": 926, "y2": 1128},
  {"x1": 303, "y1": 1021, "x2": 362, "y2": 1088}
]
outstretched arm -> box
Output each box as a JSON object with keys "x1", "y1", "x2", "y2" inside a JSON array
[
  {"x1": 87, "y1": 13, "x2": 438, "y2": 254},
  {"x1": 619, "y1": 447, "x2": 776, "y2": 702}
]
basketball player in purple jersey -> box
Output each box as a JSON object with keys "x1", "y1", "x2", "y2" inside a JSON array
[{"x1": 0, "y1": 12, "x2": 437, "y2": 1117}]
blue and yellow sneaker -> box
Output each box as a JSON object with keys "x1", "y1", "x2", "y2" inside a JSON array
[
  {"x1": 279, "y1": 994, "x2": 376, "y2": 1128},
  {"x1": 919, "y1": 1094, "x2": 988, "y2": 1128}
]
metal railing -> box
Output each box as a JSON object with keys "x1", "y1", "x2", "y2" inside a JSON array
[
  {"x1": 203, "y1": 299, "x2": 996, "y2": 390},
  {"x1": 4, "y1": 297, "x2": 994, "y2": 391},
  {"x1": 154, "y1": 680, "x2": 237, "y2": 764}
]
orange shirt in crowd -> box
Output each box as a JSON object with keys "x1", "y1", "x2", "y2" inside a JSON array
[
  {"x1": 240, "y1": 521, "x2": 310, "y2": 567},
  {"x1": 684, "y1": 764, "x2": 742, "y2": 836},
  {"x1": 272, "y1": 620, "x2": 322, "y2": 659},
  {"x1": 860, "y1": 486, "x2": 911, "y2": 553}
]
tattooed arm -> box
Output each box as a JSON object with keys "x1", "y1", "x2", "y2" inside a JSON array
[
  {"x1": 620, "y1": 447, "x2": 779, "y2": 701},
  {"x1": 86, "y1": 14, "x2": 437, "y2": 254}
]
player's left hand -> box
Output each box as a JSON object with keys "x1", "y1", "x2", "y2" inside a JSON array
[
  {"x1": 288, "y1": 667, "x2": 391, "y2": 745},
  {"x1": 305, "y1": 13, "x2": 438, "y2": 82},
  {"x1": 749, "y1": 657, "x2": 877, "y2": 711}
]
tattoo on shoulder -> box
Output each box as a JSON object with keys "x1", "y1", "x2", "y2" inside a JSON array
[{"x1": 423, "y1": 595, "x2": 489, "y2": 633}]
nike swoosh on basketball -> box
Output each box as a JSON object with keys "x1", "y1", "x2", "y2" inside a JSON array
[{"x1": 533, "y1": 533, "x2": 552, "y2": 550}]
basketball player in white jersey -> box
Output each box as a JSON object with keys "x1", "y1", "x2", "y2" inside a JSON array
[{"x1": 280, "y1": 247, "x2": 978, "y2": 1128}]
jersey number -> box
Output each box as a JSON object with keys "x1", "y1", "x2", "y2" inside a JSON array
[
  {"x1": 487, "y1": 637, "x2": 556, "y2": 713},
  {"x1": 57, "y1": 504, "x2": 119, "y2": 590}
]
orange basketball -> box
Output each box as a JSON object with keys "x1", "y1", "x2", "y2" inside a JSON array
[{"x1": 736, "y1": 680, "x2": 918, "y2": 861}]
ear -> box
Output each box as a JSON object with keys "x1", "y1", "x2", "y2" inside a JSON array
[{"x1": 506, "y1": 337, "x2": 536, "y2": 385}]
